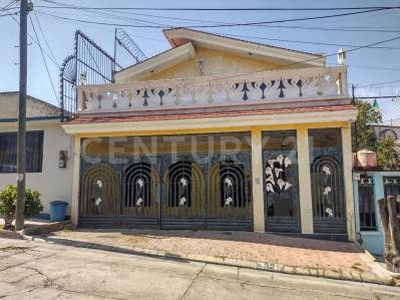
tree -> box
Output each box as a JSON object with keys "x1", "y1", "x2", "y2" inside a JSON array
[
  {"x1": 377, "y1": 137, "x2": 399, "y2": 170},
  {"x1": 0, "y1": 185, "x2": 43, "y2": 230},
  {"x1": 351, "y1": 100, "x2": 382, "y2": 152}
]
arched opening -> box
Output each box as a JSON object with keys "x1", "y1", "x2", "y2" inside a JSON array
[{"x1": 80, "y1": 163, "x2": 118, "y2": 217}]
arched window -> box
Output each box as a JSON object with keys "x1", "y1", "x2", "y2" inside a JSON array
[
  {"x1": 219, "y1": 161, "x2": 246, "y2": 208},
  {"x1": 124, "y1": 162, "x2": 152, "y2": 208},
  {"x1": 311, "y1": 155, "x2": 345, "y2": 218},
  {"x1": 168, "y1": 161, "x2": 192, "y2": 207},
  {"x1": 80, "y1": 164, "x2": 118, "y2": 216}
]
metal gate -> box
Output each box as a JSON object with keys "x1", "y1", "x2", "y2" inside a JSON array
[
  {"x1": 79, "y1": 163, "x2": 119, "y2": 227},
  {"x1": 309, "y1": 128, "x2": 346, "y2": 234},
  {"x1": 262, "y1": 130, "x2": 300, "y2": 233},
  {"x1": 78, "y1": 134, "x2": 253, "y2": 230}
]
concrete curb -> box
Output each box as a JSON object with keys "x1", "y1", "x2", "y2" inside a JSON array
[
  {"x1": 21, "y1": 220, "x2": 72, "y2": 236},
  {"x1": 26, "y1": 233, "x2": 395, "y2": 287},
  {"x1": 11, "y1": 221, "x2": 73, "y2": 242}
]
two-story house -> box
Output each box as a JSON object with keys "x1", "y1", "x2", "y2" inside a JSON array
[{"x1": 62, "y1": 28, "x2": 357, "y2": 241}]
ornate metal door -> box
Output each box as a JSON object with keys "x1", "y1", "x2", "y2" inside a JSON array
[
  {"x1": 263, "y1": 131, "x2": 300, "y2": 233},
  {"x1": 309, "y1": 128, "x2": 346, "y2": 234},
  {"x1": 79, "y1": 163, "x2": 119, "y2": 227},
  {"x1": 161, "y1": 160, "x2": 206, "y2": 229},
  {"x1": 120, "y1": 162, "x2": 160, "y2": 228},
  {"x1": 207, "y1": 159, "x2": 252, "y2": 230}
]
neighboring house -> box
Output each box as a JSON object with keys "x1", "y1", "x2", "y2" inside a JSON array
[
  {"x1": 353, "y1": 171, "x2": 400, "y2": 255},
  {"x1": 63, "y1": 28, "x2": 357, "y2": 240},
  {"x1": 352, "y1": 125, "x2": 400, "y2": 255},
  {"x1": 0, "y1": 92, "x2": 73, "y2": 216}
]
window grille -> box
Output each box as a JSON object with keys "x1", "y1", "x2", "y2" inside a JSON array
[
  {"x1": 358, "y1": 176, "x2": 376, "y2": 230},
  {"x1": 0, "y1": 131, "x2": 44, "y2": 173}
]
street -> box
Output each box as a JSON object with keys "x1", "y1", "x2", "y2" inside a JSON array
[{"x1": 0, "y1": 237, "x2": 399, "y2": 299}]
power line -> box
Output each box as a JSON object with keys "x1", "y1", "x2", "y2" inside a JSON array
[
  {"x1": 35, "y1": 8, "x2": 394, "y2": 29},
  {"x1": 28, "y1": 14, "x2": 58, "y2": 102},
  {"x1": 218, "y1": 32, "x2": 400, "y2": 50},
  {"x1": 349, "y1": 65, "x2": 400, "y2": 71},
  {"x1": 9, "y1": 14, "x2": 59, "y2": 67},
  {"x1": 38, "y1": 0, "x2": 170, "y2": 27},
  {"x1": 258, "y1": 24, "x2": 400, "y2": 33},
  {"x1": 36, "y1": 1, "x2": 400, "y2": 33},
  {"x1": 1, "y1": 0, "x2": 16, "y2": 11},
  {"x1": 34, "y1": 2, "x2": 400, "y2": 11},
  {"x1": 38, "y1": 0, "x2": 400, "y2": 32},
  {"x1": 358, "y1": 80, "x2": 400, "y2": 88},
  {"x1": 32, "y1": 11, "x2": 58, "y2": 65},
  {"x1": 0, "y1": 11, "x2": 17, "y2": 17},
  {"x1": 254, "y1": 35, "x2": 400, "y2": 72}
]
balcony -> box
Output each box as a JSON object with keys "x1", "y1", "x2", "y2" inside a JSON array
[{"x1": 77, "y1": 66, "x2": 348, "y2": 115}]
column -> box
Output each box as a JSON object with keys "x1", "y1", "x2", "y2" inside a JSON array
[
  {"x1": 70, "y1": 135, "x2": 81, "y2": 227},
  {"x1": 342, "y1": 126, "x2": 356, "y2": 241},
  {"x1": 297, "y1": 127, "x2": 313, "y2": 234},
  {"x1": 251, "y1": 129, "x2": 265, "y2": 232}
]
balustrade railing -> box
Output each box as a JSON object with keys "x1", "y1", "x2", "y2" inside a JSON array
[{"x1": 77, "y1": 66, "x2": 348, "y2": 113}]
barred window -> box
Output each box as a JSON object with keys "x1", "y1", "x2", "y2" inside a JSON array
[
  {"x1": 358, "y1": 176, "x2": 376, "y2": 231},
  {"x1": 0, "y1": 131, "x2": 44, "y2": 173}
]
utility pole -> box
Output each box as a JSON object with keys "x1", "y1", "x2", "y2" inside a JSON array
[{"x1": 15, "y1": 0, "x2": 31, "y2": 230}]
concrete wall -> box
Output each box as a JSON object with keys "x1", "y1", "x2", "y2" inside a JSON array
[
  {"x1": 142, "y1": 47, "x2": 282, "y2": 81},
  {"x1": 0, "y1": 120, "x2": 73, "y2": 216},
  {"x1": 0, "y1": 92, "x2": 60, "y2": 119}
]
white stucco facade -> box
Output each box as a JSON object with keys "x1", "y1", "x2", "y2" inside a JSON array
[{"x1": 0, "y1": 92, "x2": 73, "y2": 215}]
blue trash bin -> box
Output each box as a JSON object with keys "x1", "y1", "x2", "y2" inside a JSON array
[{"x1": 50, "y1": 201, "x2": 68, "y2": 221}]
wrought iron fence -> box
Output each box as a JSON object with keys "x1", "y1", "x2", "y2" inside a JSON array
[{"x1": 60, "y1": 31, "x2": 121, "y2": 121}]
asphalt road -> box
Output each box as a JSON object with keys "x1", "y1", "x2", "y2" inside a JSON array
[{"x1": 0, "y1": 237, "x2": 399, "y2": 300}]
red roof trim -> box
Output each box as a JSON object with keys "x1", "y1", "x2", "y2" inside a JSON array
[{"x1": 65, "y1": 105, "x2": 355, "y2": 125}]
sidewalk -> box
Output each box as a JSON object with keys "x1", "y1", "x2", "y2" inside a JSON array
[{"x1": 28, "y1": 228, "x2": 397, "y2": 286}]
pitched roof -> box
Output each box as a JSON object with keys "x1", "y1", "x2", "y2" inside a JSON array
[{"x1": 114, "y1": 27, "x2": 326, "y2": 82}]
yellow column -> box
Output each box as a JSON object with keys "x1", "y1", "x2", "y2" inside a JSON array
[
  {"x1": 342, "y1": 126, "x2": 355, "y2": 241},
  {"x1": 70, "y1": 135, "x2": 81, "y2": 227},
  {"x1": 297, "y1": 127, "x2": 313, "y2": 234},
  {"x1": 251, "y1": 129, "x2": 265, "y2": 232}
]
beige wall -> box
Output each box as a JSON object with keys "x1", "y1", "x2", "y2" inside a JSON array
[
  {"x1": 142, "y1": 47, "x2": 283, "y2": 81},
  {"x1": 0, "y1": 93, "x2": 60, "y2": 119},
  {"x1": 0, "y1": 121, "x2": 74, "y2": 215}
]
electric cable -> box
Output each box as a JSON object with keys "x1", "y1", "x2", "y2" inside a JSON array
[
  {"x1": 9, "y1": 14, "x2": 60, "y2": 68},
  {"x1": 34, "y1": 8, "x2": 395, "y2": 29},
  {"x1": 32, "y1": 11, "x2": 58, "y2": 66},
  {"x1": 28, "y1": 14, "x2": 58, "y2": 102}
]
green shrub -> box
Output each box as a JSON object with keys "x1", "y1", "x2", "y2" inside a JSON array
[
  {"x1": 0, "y1": 185, "x2": 43, "y2": 229},
  {"x1": 377, "y1": 137, "x2": 400, "y2": 170}
]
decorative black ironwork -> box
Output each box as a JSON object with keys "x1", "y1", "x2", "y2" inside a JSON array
[
  {"x1": 259, "y1": 82, "x2": 267, "y2": 99},
  {"x1": 265, "y1": 154, "x2": 293, "y2": 195},
  {"x1": 60, "y1": 31, "x2": 122, "y2": 121},
  {"x1": 142, "y1": 89, "x2": 149, "y2": 106},
  {"x1": 80, "y1": 164, "x2": 118, "y2": 216},
  {"x1": 220, "y1": 161, "x2": 246, "y2": 208},
  {"x1": 383, "y1": 176, "x2": 400, "y2": 216},
  {"x1": 358, "y1": 175, "x2": 376, "y2": 230},
  {"x1": 168, "y1": 161, "x2": 192, "y2": 207},
  {"x1": 296, "y1": 79, "x2": 303, "y2": 97},
  {"x1": 311, "y1": 155, "x2": 344, "y2": 218},
  {"x1": 124, "y1": 162, "x2": 152, "y2": 208},
  {"x1": 277, "y1": 78, "x2": 285, "y2": 98},
  {"x1": 241, "y1": 81, "x2": 249, "y2": 101}
]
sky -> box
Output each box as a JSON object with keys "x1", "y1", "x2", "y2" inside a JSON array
[{"x1": 0, "y1": 0, "x2": 400, "y2": 123}]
